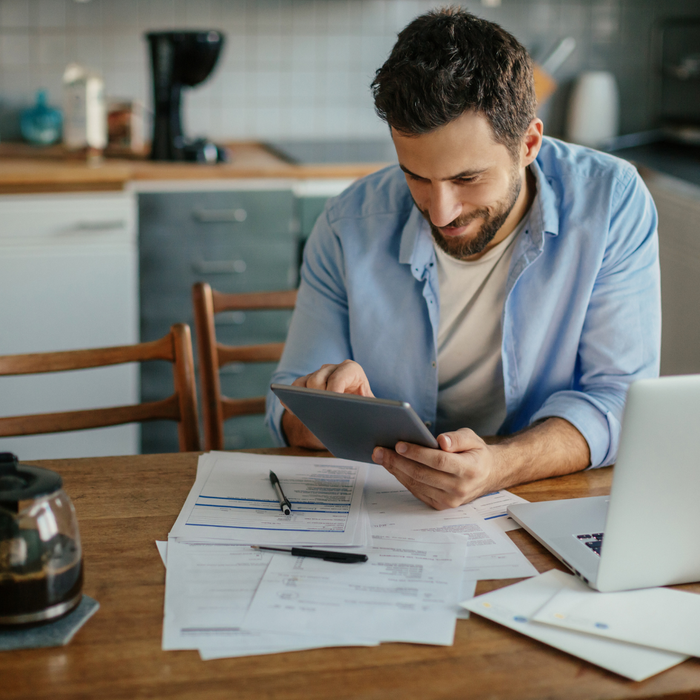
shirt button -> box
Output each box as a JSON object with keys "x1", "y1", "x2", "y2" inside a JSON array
[{"x1": 431, "y1": 361, "x2": 436, "y2": 368}]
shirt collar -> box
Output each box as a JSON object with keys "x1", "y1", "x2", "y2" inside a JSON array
[
  {"x1": 400, "y1": 205, "x2": 434, "y2": 279},
  {"x1": 399, "y1": 152, "x2": 561, "y2": 274},
  {"x1": 528, "y1": 155, "x2": 560, "y2": 246}
]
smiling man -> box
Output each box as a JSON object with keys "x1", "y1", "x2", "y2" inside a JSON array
[{"x1": 266, "y1": 8, "x2": 660, "y2": 509}]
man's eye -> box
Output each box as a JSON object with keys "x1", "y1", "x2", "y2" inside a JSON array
[{"x1": 457, "y1": 177, "x2": 477, "y2": 184}]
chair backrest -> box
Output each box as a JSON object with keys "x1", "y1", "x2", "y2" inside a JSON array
[
  {"x1": 192, "y1": 282, "x2": 297, "y2": 451},
  {"x1": 0, "y1": 324, "x2": 200, "y2": 452}
]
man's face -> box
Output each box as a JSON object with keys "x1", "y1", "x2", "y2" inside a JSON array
[{"x1": 392, "y1": 111, "x2": 529, "y2": 261}]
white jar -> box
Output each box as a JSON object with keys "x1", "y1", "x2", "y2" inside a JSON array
[
  {"x1": 565, "y1": 71, "x2": 620, "y2": 149},
  {"x1": 62, "y1": 63, "x2": 107, "y2": 151}
]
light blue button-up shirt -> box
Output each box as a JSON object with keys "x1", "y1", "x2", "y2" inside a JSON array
[{"x1": 266, "y1": 137, "x2": 660, "y2": 468}]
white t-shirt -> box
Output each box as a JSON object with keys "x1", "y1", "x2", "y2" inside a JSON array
[{"x1": 434, "y1": 213, "x2": 529, "y2": 436}]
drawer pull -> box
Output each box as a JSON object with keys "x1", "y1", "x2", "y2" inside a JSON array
[
  {"x1": 220, "y1": 361, "x2": 245, "y2": 373},
  {"x1": 193, "y1": 208, "x2": 248, "y2": 223},
  {"x1": 216, "y1": 312, "x2": 246, "y2": 326},
  {"x1": 192, "y1": 260, "x2": 247, "y2": 274},
  {"x1": 59, "y1": 220, "x2": 128, "y2": 234}
]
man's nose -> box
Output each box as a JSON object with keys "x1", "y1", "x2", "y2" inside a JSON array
[{"x1": 429, "y1": 186, "x2": 461, "y2": 228}]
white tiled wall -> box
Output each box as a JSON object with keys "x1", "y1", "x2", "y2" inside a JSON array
[{"x1": 0, "y1": 0, "x2": 697, "y2": 142}]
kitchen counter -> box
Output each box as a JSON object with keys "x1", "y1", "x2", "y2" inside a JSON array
[
  {"x1": 610, "y1": 141, "x2": 700, "y2": 189},
  {"x1": 0, "y1": 142, "x2": 393, "y2": 194}
]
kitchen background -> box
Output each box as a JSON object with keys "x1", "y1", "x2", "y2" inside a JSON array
[
  {"x1": 1, "y1": 0, "x2": 699, "y2": 460},
  {"x1": 0, "y1": 0, "x2": 698, "y2": 143}
]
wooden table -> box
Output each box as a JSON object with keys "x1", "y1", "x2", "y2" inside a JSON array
[{"x1": 4, "y1": 451, "x2": 700, "y2": 700}]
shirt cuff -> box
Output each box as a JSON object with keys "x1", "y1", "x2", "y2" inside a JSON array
[
  {"x1": 265, "y1": 389, "x2": 289, "y2": 447},
  {"x1": 528, "y1": 390, "x2": 622, "y2": 468}
]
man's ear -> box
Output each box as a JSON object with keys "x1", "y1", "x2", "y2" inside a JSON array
[{"x1": 521, "y1": 118, "x2": 544, "y2": 166}]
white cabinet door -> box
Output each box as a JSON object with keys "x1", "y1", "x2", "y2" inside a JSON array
[{"x1": 0, "y1": 192, "x2": 140, "y2": 459}]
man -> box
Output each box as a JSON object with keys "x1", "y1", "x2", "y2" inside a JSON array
[{"x1": 266, "y1": 8, "x2": 660, "y2": 510}]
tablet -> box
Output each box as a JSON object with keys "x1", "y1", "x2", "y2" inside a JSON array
[{"x1": 271, "y1": 383, "x2": 439, "y2": 464}]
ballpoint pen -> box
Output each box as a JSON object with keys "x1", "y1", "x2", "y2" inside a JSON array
[
  {"x1": 251, "y1": 545, "x2": 368, "y2": 563},
  {"x1": 269, "y1": 470, "x2": 292, "y2": 515}
]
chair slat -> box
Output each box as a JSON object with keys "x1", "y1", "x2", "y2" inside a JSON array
[
  {"x1": 0, "y1": 334, "x2": 175, "y2": 376},
  {"x1": 211, "y1": 289, "x2": 297, "y2": 313},
  {"x1": 0, "y1": 324, "x2": 200, "y2": 452},
  {"x1": 0, "y1": 395, "x2": 181, "y2": 437},
  {"x1": 221, "y1": 396, "x2": 267, "y2": 419},
  {"x1": 217, "y1": 343, "x2": 285, "y2": 365}
]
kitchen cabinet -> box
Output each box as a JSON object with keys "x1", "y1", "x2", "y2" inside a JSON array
[
  {"x1": 138, "y1": 183, "x2": 297, "y2": 453},
  {"x1": 137, "y1": 179, "x2": 355, "y2": 454},
  {"x1": 641, "y1": 170, "x2": 700, "y2": 377},
  {"x1": 0, "y1": 192, "x2": 139, "y2": 460}
]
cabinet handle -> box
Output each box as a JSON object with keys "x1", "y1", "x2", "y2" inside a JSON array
[
  {"x1": 193, "y1": 208, "x2": 248, "y2": 223},
  {"x1": 192, "y1": 260, "x2": 247, "y2": 274},
  {"x1": 59, "y1": 220, "x2": 128, "y2": 234},
  {"x1": 217, "y1": 312, "x2": 246, "y2": 326}
]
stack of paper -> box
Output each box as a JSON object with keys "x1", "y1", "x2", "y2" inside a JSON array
[
  {"x1": 364, "y1": 467, "x2": 538, "y2": 588},
  {"x1": 462, "y1": 570, "x2": 696, "y2": 681},
  {"x1": 161, "y1": 451, "x2": 538, "y2": 659},
  {"x1": 170, "y1": 451, "x2": 370, "y2": 547}
]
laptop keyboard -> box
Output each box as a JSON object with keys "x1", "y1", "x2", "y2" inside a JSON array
[{"x1": 576, "y1": 532, "x2": 604, "y2": 556}]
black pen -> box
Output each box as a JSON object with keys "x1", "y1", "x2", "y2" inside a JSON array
[
  {"x1": 251, "y1": 545, "x2": 368, "y2": 564},
  {"x1": 269, "y1": 470, "x2": 292, "y2": 516}
]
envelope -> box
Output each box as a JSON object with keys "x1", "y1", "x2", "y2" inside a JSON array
[
  {"x1": 461, "y1": 570, "x2": 687, "y2": 681},
  {"x1": 532, "y1": 583, "x2": 700, "y2": 657}
]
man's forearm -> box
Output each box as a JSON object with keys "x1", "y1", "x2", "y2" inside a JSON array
[
  {"x1": 281, "y1": 409, "x2": 325, "y2": 450},
  {"x1": 484, "y1": 417, "x2": 591, "y2": 489}
]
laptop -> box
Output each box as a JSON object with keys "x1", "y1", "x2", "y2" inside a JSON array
[{"x1": 507, "y1": 375, "x2": 700, "y2": 592}]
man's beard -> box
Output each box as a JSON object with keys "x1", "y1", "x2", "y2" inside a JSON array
[{"x1": 417, "y1": 167, "x2": 523, "y2": 261}]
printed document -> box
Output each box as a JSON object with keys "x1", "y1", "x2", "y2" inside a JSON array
[
  {"x1": 365, "y1": 468, "x2": 536, "y2": 581},
  {"x1": 162, "y1": 539, "x2": 377, "y2": 653},
  {"x1": 243, "y1": 533, "x2": 468, "y2": 646},
  {"x1": 462, "y1": 570, "x2": 687, "y2": 681},
  {"x1": 364, "y1": 466, "x2": 527, "y2": 532},
  {"x1": 170, "y1": 452, "x2": 368, "y2": 546}
]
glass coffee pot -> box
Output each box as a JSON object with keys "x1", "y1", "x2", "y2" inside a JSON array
[{"x1": 0, "y1": 453, "x2": 82, "y2": 625}]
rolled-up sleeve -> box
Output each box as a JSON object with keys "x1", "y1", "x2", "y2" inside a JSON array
[
  {"x1": 265, "y1": 209, "x2": 354, "y2": 445},
  {"x1": 530, "y1": 171, "x2": 661, "y2": 467}
]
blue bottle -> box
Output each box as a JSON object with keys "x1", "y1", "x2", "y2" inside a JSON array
[{"x1": 21, "y1": 90, "x2": 63, "y2": 146}]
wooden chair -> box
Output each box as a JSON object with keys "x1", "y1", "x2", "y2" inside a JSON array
[
  {"x1": 192, "y1": 282, "x2": 297, "y2": 451},
  {"x1": 0, "y1": 324, "x2": 200, "y2": 452}
]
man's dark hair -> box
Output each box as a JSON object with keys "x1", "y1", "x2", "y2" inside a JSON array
[{"x1": 371, "y1": 7, "x2": 536, "y2": 155}]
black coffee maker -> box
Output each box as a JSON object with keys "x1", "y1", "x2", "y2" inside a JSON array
[{"x1": 146, "y1": 31, "x2": 227, "y2": 162}]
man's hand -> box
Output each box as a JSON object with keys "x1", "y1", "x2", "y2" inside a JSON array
[
  {"x1": 280, "y1": 360, "x2": 374, "y2": 449},
  {"x1": 372, "y1": 429, "x2": 499, "y2": 509},
  {"x1": 292, "y1": 360, "x2": 374, "y2": 397},
  {"x1": 371, "y1": 417, "x2": 590, "y2": 510}
]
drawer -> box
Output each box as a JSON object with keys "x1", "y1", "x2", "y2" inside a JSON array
[
  {"x1": 139, "y1": 190, "x2": 295, "y2": 239},
  {"x1": 223, "y1": 415, "x2": 275, "y2": 450},
  {"x1": 140, "y1": 316, "x2": 191, "y2": 343},
  {"x1": 219, "y1": 363, "x2": 280, "y2": 399},
  {"x1": 214, "y1": 308, "x2": 292, "y2": 345},
  {"x1": 297, "y1": 195, "x2": 330, "y2": 237},
  {"x1": 140, "y1": 363, "x2": 175, "y2": 401},
  {"x1": 0, "y1": 192, "x2": 136, "y2": 244},
  {"x1": 140, "y1": 232, "x2": 295, "y2": 296},
  {"x1": 141, "y1": 421, "x2": 180, "y2": 454}
]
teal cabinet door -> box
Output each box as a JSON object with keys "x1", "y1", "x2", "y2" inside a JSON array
[{"x1": 139, "y1": 188, "x2": 296, "y2": 454}]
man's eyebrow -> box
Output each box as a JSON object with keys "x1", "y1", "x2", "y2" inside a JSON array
[{"x1": 399, "y1": 164, "x2": 488, "y2": 180}]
